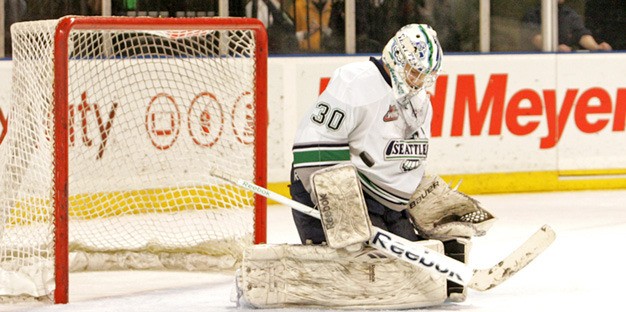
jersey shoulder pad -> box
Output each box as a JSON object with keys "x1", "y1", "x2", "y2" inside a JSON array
[{"x1": 324, "y1": 62, "x2": 391, "y2": 108}]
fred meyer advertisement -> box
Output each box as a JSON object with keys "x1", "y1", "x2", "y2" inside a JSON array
[{"x1": 1, "y1": 53, "x2": 625, "y2": 195}]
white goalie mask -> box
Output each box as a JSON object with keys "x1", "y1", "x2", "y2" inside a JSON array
[
  {"x1": 382, "y1": 24, "x2": 442, "y2": 135},
  {"x1": 382, "y1": 24, "x2": 443, "y2": 101}
]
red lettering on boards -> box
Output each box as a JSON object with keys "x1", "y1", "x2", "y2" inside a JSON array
[
  {"x1": 319, "y1": 74, "x2": 625, "y2": 149},
  {"x1": 63, "y1": 92, "x2": 118, "y2": 159},
  {"x1": 430, "y1": 75, "x2": 624, "y2": 149}
]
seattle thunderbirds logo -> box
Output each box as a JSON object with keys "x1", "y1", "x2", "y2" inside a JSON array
[{"x1": 384, "y1": 138, "x2": 429, "y2": 172}]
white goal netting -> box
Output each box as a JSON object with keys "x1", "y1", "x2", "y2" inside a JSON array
[{"x1": 1, "y1": 16, "x2": 266, "y2": 301}]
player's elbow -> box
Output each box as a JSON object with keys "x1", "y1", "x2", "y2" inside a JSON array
[{"x1": 578, "y1": 35, "x2": 611, "y2": 51}]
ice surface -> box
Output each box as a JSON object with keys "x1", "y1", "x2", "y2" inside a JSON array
[{"x1": 2, "y1": 190, "x2": 625, "y2": 312}]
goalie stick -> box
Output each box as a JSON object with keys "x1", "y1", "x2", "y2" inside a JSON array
[
  {"x1": 214, "y1": 173, "x2": 555, "y2": 291},
  {"x1": 467, "y1": 224, "x2": 555, "y2": 290}
]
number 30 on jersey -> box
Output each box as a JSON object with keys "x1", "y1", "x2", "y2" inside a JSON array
[{"x1": 311, "y1": 102, "x2": 346, "y2": 131}]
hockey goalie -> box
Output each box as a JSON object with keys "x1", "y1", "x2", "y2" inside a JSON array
[
  {"x1": 232, "y1": 23, "x2": 498, "y2": 309},
  {"x1": 232, "y1": 163, "x2": 495, "y2": 309}
]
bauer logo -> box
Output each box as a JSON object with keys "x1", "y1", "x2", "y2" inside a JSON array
[
  {"x1": 384, "y1": 139, "x2": 428, "y2": 160},
  {"x1": 408, "y1": 179, "x2": 439, "y2": 208}
]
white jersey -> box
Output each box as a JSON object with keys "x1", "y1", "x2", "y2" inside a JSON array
[{"x1": 292, "y1": 58, "x2": 432, "y2": 211}]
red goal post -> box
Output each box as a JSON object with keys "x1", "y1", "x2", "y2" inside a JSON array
[{"x1": 1, "y1": 16, "x2": 267, "y2": 304}]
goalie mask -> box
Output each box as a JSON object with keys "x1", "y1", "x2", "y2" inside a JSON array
[
  {"x1": 383, "y1": 24, "x2": 442, "y2": 135},
  {"x1": 382, "y1": 24, "x2": 443, "y2": 101}
]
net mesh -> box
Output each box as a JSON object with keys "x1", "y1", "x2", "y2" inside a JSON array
[{"x1": 1, "y1": 17, "x2": 263, "y2": 299}]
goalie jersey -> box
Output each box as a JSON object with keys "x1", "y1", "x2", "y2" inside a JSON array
[{"x1": 292, "y1": 57, "x2": 432, "y2": 211}]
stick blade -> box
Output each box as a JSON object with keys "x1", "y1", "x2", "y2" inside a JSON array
[{"x1": 469, "y1": 225, "x2": 556, "y2": 291}]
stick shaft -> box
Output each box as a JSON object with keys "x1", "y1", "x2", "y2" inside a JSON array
[{"x1": 237, "y1": 179, "x2": 321, "y2": 219}]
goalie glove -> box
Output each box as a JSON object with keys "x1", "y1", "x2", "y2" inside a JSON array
[{"x1": 407, "y1": 175, "x2": 496, "y2": 240}]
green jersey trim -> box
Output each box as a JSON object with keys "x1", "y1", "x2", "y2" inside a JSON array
[{"x1": 293, "y1": 146, "x2": 350, "y2": 167}]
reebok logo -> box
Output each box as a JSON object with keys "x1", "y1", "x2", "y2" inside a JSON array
[
  {"x1": 371, "y1": 230, "x2": 465, "y2": 284},
  {"x1": 318, "y1": 193, "x2": 335, "y2": 229}
]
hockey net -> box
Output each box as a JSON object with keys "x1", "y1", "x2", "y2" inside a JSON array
[{"x1": 0, "y1": 16, "x2": 267, "y2": 303}]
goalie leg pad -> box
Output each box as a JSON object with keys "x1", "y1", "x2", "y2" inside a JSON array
[
  {"x1": 237, "y1": 242, "x2": 447, "y2": 309},
  {"x1": 310, "y1": 164, "x2": 372, "y2": 250}
]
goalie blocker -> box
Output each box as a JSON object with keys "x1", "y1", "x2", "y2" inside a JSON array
[{"x1": 310, "y1": 164, "x2": 372, "y2": 251}]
